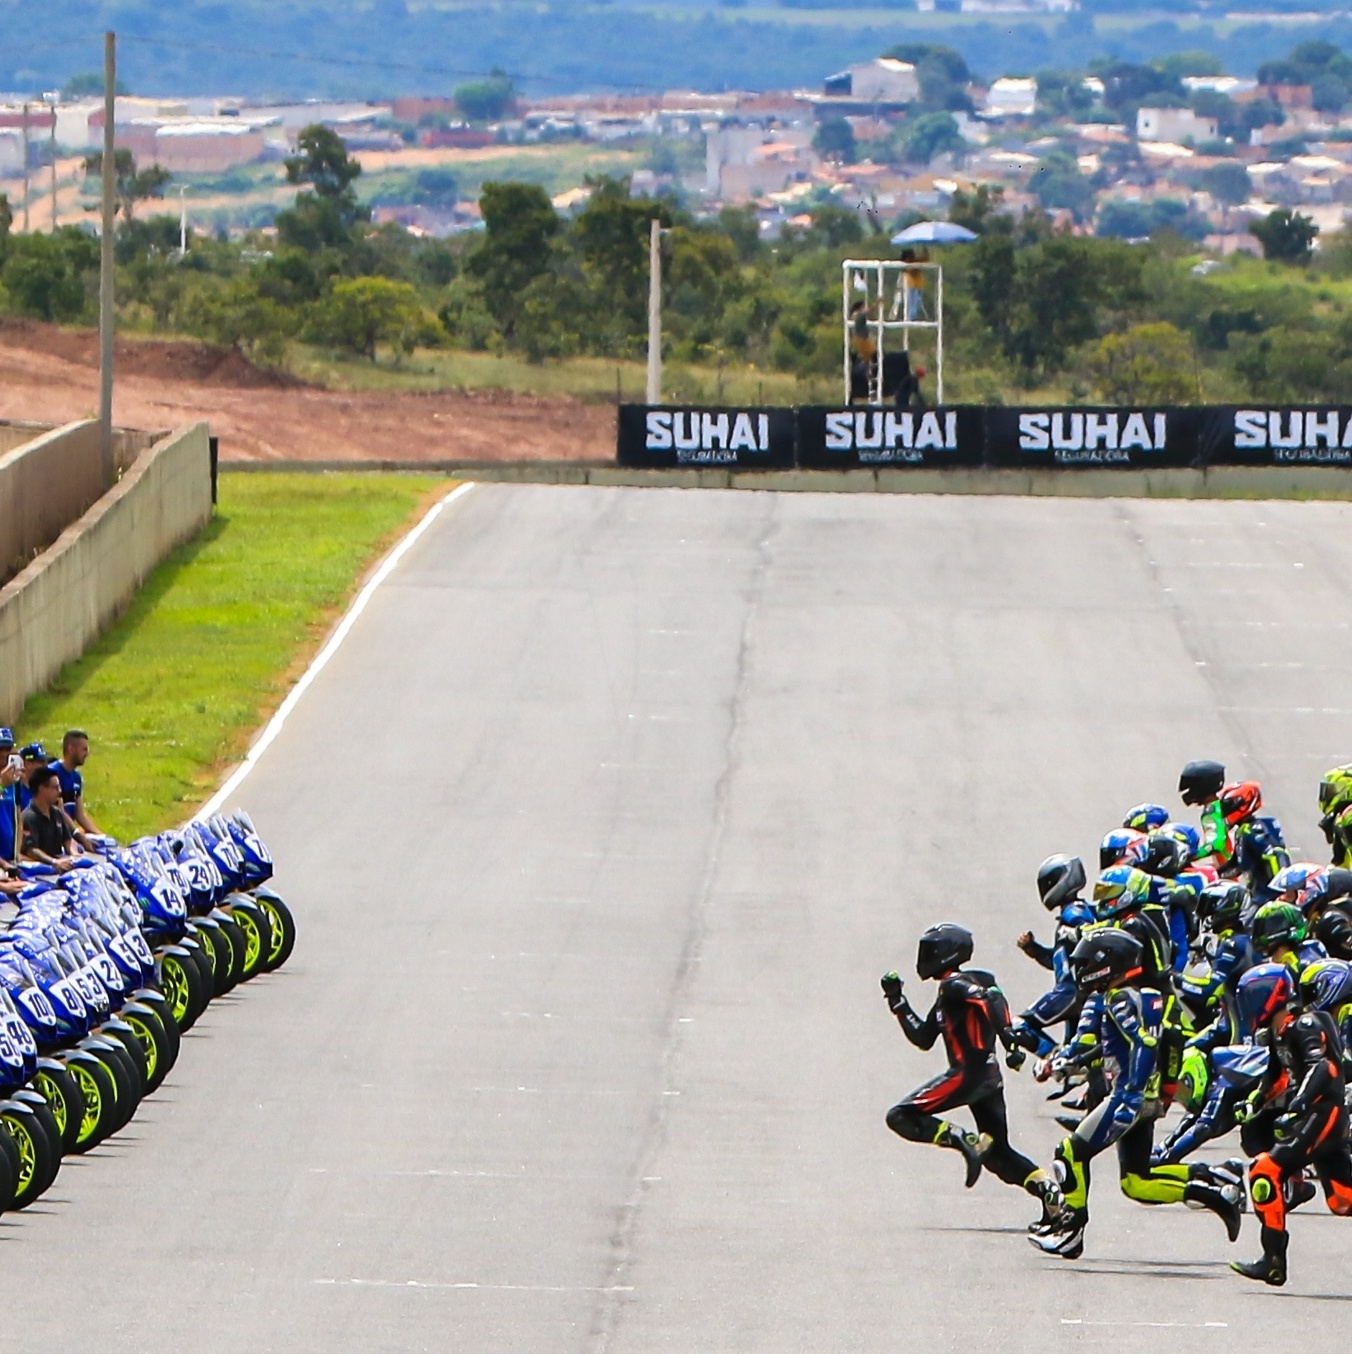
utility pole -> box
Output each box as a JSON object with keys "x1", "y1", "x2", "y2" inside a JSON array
[
  {"x1": 646, "y1": 217, "x2": 661, "y2": 405},
  {"x1": 48, "y1": 94, "x2": 57, "y2": 233},
  {"x1": 178, "y1": 184, "x2": 187, "y2": 255},
  {"x1": 99, "y1": 31, "x2": 116, "y2": 488},
  {"x1": 20, "y1": 104, "x2": 29, "y2": 232}
]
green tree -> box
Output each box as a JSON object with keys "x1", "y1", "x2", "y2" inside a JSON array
[
  {"x1": 1251, "y1": 208, "x2": 1318, "y2": 264},
  {"x1": 1195, "y1": 161, "x2": 1251, "y2": 207},
  {"x1": 467, "y1": 181, "x2": 559, "y2": 337},
  {"x1": 1087, "y1": 321, "x2": 1196, "y2": 404},
  {"x1": 813, "y1": 117, "x2": 856, "y2": 164},
  {"x1": 948, "y1": 183, "x2": 1004, "y2": 234},
  {"x1": 454, "y1": 70, "x2": 515, "y2": 123},
  {"x1": 62, "y1": 70, "x2": 128, "y2": 97},
  {"x1": 884, "y1": 42, "x2": 972, "y2": 111},
  {"x1": 306, "y1": 275, "x2": 442, "y2": 360},
  {"x1": 181, "y1": 277, "x2": 295, "y2": 366},
  {"x1": 1029, "y1": 151, "x2": 1095, "y2": 221},
  {"x1": 83, "y1": 149, "x2": 172, "y2": 223},
  {"x1": 1, "y1": 229, "x2": 96, "y2": 322},
  {"x1": 286, "y1": 125, "x2": 363, "y2": 201},
  {"x1": 900, "y1": 111, "x2": 965, "y2": 165}
]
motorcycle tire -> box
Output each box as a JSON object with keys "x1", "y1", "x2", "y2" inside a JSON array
[
  {"x1": 0, "y1": 1128, "x2": 13, "y2": 1213},
  {"x1": 186, "y1": 926, "x2": 218, "y2": 994},
  {"x1": 123, "y1": 1004, "x2": 175, "y2": 1094},
  {"x1": 197, "y1": 920, "x2": 233, "y2": 998},
  {"x1": 1, "y1": 1104, "x2": 56, "y2": 1208},
  {"x1": 228, "y1": 899, "x2": 272, "y2": 981},
  {"x1": 67, "y1": 1053, "x2": 118, "y2": 1153},
  {"x1": 132, "y1": 989, "x2": 181, "y2": 1067},
  {"x1": 0, "y1": 1113, "x2": 20, "y2": 1189},
  {"x1": 92, "y1": 1043, "x2": 141, "y2": 1136},
  {"x1": 256, "y1": 891, "x2": 296, "y2": 971},
  {"x1": 183, "y1": 939, "x2": 216, "y2": 1022},
  {"x1": 160, "y1": 948, "x2": 209, "y2": 1033},
  {"x1": 102, "y1": 1024, "x2": 149, "y2": 1098},
  {"x1": 33, "y1": 1065, "x2": 85, "y2": 1154},
  {"x1": 215, "y1": 915, "x2": 248, "y2": 990},
  {"x1": 12, "y1": 1094, "x2": 63, "y2": 1197}
]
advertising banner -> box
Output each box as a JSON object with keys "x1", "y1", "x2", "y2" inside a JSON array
[
  {"x1": 616, "y1": 404, "x2": 1352, "y2": 471},
  {"x1": 982, "y1": 407, "x2": 1201, "y2": 469},
  {"x1": 617, "y1": 405, "x2": 796, "y2": 469},
  {"x1": 795, "y1": 406, "x2": 984, "y2": 470},
  {"x1": 1201, "y1": 407, "x2": 1352, "y2": 467}
]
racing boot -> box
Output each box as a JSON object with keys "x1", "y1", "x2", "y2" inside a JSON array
[
  {"x1": 1191, "y1": 1161, "x2": 1249, "y2": 1208},
  {"x1": 936, "y1": 1124, "x2": 991, "y2": 1189},
  {"x1": 1028, "y1": 1207, "x2": 1087, "y2": 1259},
  {"x1": 1231, "y1": 1226, "x2": 1288, "y2": 1286},
  {"x1": 1285, "y1": 1172, "x2": 1318, "y2": 1212},
  {"x1": 1025, "y1": 1170, "x2": 1067, "y2": 1230},
  {"x1": 1184, "y1": 1180, "x2": 1243, "y2": 1243}
]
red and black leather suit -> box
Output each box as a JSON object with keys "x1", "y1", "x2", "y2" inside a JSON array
[{"x1": 886, "y1": 969, "x2": 1041, "y2": 1187}]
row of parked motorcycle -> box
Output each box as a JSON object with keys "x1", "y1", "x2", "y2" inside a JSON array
[{"x1": 0, "y1": 809, "x2": 293, "y2": 1212}]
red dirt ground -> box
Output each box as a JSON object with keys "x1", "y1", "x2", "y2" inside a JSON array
[{"x1": 0, "y1": 320, "x2": 615, "y2": 463}]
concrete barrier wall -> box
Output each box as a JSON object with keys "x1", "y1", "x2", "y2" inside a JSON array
[
  {"x1": 0, "y1": 422, "x2": 213, "y2": 724},
  {"x1": 0, "y1": 420, "x2": 106, "y2": 583}
]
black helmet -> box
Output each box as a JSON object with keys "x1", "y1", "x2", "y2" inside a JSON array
[
  {"x1": 1315, "y1": 904, "x2": 1352, "y2": 961},
  {"x1": 1037, "y1": 854, "x2": 1086, "y2": 912},
  {"x1": 1179, "y1": 759, "x2": 1226, "y2": 806},
  {"x1": 1137, "y1": 833, "x2": 1187, "y2": 879},
  {"x1": 1251, "y1": 902, "x2": 1306, "y2": 955},
  {"x1": 916, "y1": 923, "x2": 974, "y2": 980},
  {"x1": 1198, "y1": 881, "x2": 1249, "y2": 931},
  {"x1": 1071, "y1": 927, "x2": 1144, "y2": 992}
]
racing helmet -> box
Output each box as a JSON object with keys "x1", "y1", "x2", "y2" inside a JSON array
[
  {"x1": 1036, "y1": 854, "x2": 1086, "y2": 912},
  {"x1": 1123, "y1": 803, "x2": 1170, "y2": 833},
  {"x1": 1251, "y1": 901, "x2": 1307, "y2": 955},
  {"x1": 1299, "y1": 957, "x2": 1352, "y2": 1014},
  {"x1": 916, "y1": 923, "x2": 974, "y2": 980},
  {"x1": 1071, "y1": 927, "x2": 1144, "y2": 993},
  {"x1": 1197, "y1": 881, "x2": 1250, "y2": 932},
  {"x1": 1159, "y1": 821, "x2": 1201, "y2": 861},
  {"x1": 1131, "y1": 832, "x2": 1188, "y2": 879},
  {"x1": 1179, "y1": 760, "x2": 1226, "y2": 806},
  {"x1": 1315, "y1": 904, "x2": 1352, "y2": 961},
  {"x1": 1318, "y1": 764, "x2": 1352, "y2": 815},
  {"x1": 1092, "y1": 865, "x2": 1150, "y2": 919},
  {"x1": 1236, "y1": 962, "x2": 1297, "y2": 1032},
  {"x1": 1269, "y1": 863, "x2": 1328, "y2": 914},
  {"x1": 1220, "y1": 780, "x2": 1262, "y2": 826},
  {"x1": 1100, "y1": 828, "x2": 1144, "y2": 872}
]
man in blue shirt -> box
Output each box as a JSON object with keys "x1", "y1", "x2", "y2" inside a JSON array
[
  {"x1": 0, "y1": 728, "x2": 22, "y2": 864},
  {"x1": 49, "y1": 729, "x2": 99, "y2": 834}
]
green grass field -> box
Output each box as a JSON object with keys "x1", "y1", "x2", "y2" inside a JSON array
[
  {"x1": 18, "y1": 472, "x2": 447, "y2": 840},
  {"x1": 290, "y1": 345, "x2": 845, "y2": 404}
]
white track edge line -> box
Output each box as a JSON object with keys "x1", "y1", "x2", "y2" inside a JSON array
[{"x1": 194, "y1": 480, "x2": 476, "y2": 820}]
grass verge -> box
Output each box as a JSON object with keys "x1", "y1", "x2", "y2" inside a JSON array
[
  {"x1": 289, "y1": 344, "x2": 845, "y2": 405},
  {"x1": 18, "y1": 472, "x2": 448, "y2": 840}
]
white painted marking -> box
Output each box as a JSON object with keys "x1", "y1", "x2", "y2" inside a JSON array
[
  {"x1": 1061, "y1": 1319, "x2": 1227, "y2": 1329},
  {"x1": 196, "y1": 481, "x2": 475, "y2": 819},
  {"x1": 315, "y1": 1278, "x2": 634, "y2": 1293}
]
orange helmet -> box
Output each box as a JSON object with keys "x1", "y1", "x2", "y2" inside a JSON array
[{"x1": 1220, "y1": 780, "x2": 1262, "y2": 825}]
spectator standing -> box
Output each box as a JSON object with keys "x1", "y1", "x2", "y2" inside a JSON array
[
  {"x1": 0, "y1": 728, "x2": 21, "y2": 864},
  {"x1": 21, "y1": 767, "x2": 79, "y2": 871},
  {"x1": 18, "y1": 743, "x2": 47, "y2": 811},
  {"x1": 51, "y1": 729, "x2": 99, "y2": 834}
]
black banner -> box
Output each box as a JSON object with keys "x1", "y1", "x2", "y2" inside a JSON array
[
  {"x1": 617, "y1": 405, "x2": 796, "y2": 469},
  {"x1": 1203, "y1": 407, "x2": 1352, "y2": 467},
  {"x1": 796, "y1": 406, "x2": 984, "y2": 469},
  {"x1": 983, "y1": 407, "x2": 1201, "y2": 469},
  {"x1": 616, "y1": 404, "x2": 1352, "y2": 471}
]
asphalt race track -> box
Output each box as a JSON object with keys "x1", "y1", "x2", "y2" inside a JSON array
[{"x1": 5, "y1": 484, "x2": 1352, "y2": 1351}]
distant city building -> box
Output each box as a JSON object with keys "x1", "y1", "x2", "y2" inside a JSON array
[
  {"x1": 705, "y1": 122, "x2": 817, "y2": 201},
  {"x1": 984, "y1": 77, "x2": 1038, "y2": 118},
  {"x1": 1135, "y1": 107, "x2": 1219, "y2": 144},
  {"x1": 822, "y1": 59, "x2": 920, "y2": 106}
]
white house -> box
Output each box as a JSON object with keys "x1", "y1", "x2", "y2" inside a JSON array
[
  {"x1": 1135, "y1": 107, "x2": 1218, "y2": 144},
  {"x1": 985, "y1": 77, "x2": 1038, "y2": 118},
  {"x1": 823, "y1": 58, "x2": 920, "y2": 104}
]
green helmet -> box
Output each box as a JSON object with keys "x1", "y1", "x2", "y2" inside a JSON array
[
  {"x1": 1178, "y1": 1046, "x2": 1209, "y2": 1115},
  {"x1": 1252, "y1": 901, "x2": 1307, "y2": 955},
  {"x1": 1319, "y1": 764, "x2": 1352, "y2": 815}
]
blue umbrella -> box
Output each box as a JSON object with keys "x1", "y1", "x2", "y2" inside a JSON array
[{"x1": 890, "y1": 220, "x2": 978, "y2": 245}]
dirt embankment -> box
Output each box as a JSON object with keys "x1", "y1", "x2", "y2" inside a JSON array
[{"x1": 0, "y1": 319, "x2": 616, "y2": 463}]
